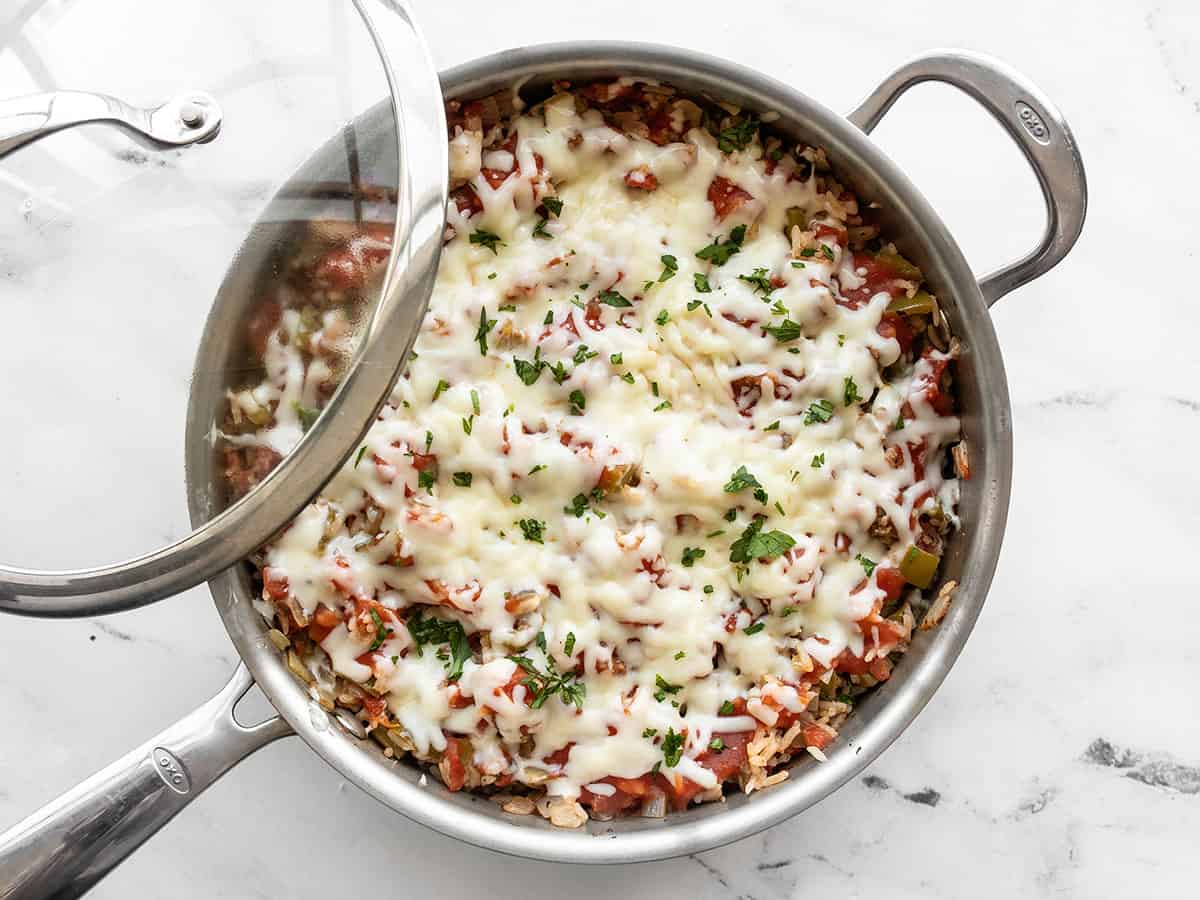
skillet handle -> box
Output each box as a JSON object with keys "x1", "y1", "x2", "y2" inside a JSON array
[
  {"x1": 848, "y1": 50, "x2": 1087, "y2": 307},
  {"x1": 0, "y1": 664, "x2": 291, "y2": 900}
]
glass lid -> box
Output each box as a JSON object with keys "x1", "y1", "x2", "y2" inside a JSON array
[{"x1": 0, "y1": 0, "x2": 447, "y2": 616}]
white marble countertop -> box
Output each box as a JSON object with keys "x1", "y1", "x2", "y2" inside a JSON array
[{"x1": 2, "y1": 0, "x2": 1198, "y2": 897}]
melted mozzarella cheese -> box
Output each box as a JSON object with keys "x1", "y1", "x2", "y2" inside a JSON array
[{"x1": 248, "y1": 86, "x2": 960, "y2": 800}]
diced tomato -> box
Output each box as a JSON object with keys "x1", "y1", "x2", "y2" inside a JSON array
[
  {"x1": 308, "y1": 604, "x2": 341, "y2": 642},
  {"x1": 544, "y1": 743, "x2": 574, "y2": 769},
  {"x1": 801, "y1": 724, "x2": 834, "y2": 750},
  {"x1": 813, "y1": 223, "x2": 847, "y2": 244},
  {"x1": 246, "y1": 298, "x2": 282, "y2": 358},
  {"x1": 360, "y1": 694, "x2": 389, "y2": 729},
  {"x1": 832, "y1": 649, "x2": 892, "y2": 681},
  {"x1": 730, "y1": 374, "x2": 765, "y2": 415},
  {"x1": 451, "y1": 184, "x2": 483, "y2": 216},
  {"x1": 840, "y1": 252, "x2": 912, "y2": 308},
  {"x1": 875, "y1": 566, "x2": 906, "y2": 604},
  {"x1": 707, "y1": 176, "x2": 753, "y2": 221},
  {"x1": 913, "y1": 349, "x2": 955, "y2": 416},
  {"x1": 698, "y1": 731, "x2": 753, "y2": 781},
  {"x1": 624, "y1": 166, "x2": 658, "y2": 191},
  {"x1": 441, "y1": 735, "x2": 467, "y2": 791},
  {"x1": 261, "y1": 567, "x2": 289, "y2": 601},
  {"x1": 877, "y1": 312, "x2": 914, "y2": 355},
  {"x1": 480, "y1": 168, "x2": 512, "y2": 189}
]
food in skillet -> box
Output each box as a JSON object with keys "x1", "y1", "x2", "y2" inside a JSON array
[{"x1": 221, "y1": 79, "x2": 966, "y2": 826}]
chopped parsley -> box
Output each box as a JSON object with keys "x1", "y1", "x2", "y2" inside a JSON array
[
  {"x1": 730, "y1": 518, "x2": 796, "y2": 564},
  {"x1": 718, "y1": 700, "x2": 736, "y2": 715},
  {"x1": 658, "y1": 254, "x2": 678, "y2": 282},
  {"x1": 737, "y1": 267, "x2": 773, "y2": 296},
  {"x1": 417, "y1": 469, "x2": 437, "y2": 492},
  {"x1": 475, "y1": 307, "x2": 496, "y2": 356},
  {"x1": 517, "y1": 518, "x2": 546, "y2": 544},
  {"x1": 811, "y1": 453, "x2": 825, "y2": 468},
  {"x1": 706, "y1": 529, "x2": 725, "y2": 538},
  {"x1": 543, "y1": 309, "x2": 554, "y2": 326},
  {"x1": 568, "y1": 389, "x2": 586, "y2": 415},
  {"x1": 790, "y1": 260, "x2": 806, "y2": 269},
  {"x1": 723, "y1": 466, "x2": 759, "y2": 494},
  {"x1": 598, "y1": 290, "x2": 632, "y2": 308},
  {"x1": 643, "y1": 727, "x2": 658, "y2": 738},
  {"x1": 452, "y1": 471, "x2": 473, "y2": 487},
  {"x1": 843, "y1": 376, "x2": 862, "y2": 406},
  {"x1": 498, "y1": 303, "x2": 517, "y2": 312},
  {"x1": 717, "y1": 116, "x2": 759, "y2": 154},
  {"x1": 743, "y1": 622, "x2": 765, "y2": 636},
  {"x1": 514, "y1": 356, "x2": 542, "y2": 385},
  {"x1": 681, "y1": 546, "x2": 706, "y2": 567},
  {"x1": 655, "y1": 309, "x2": 670, "y2": 326},
  {"x1": 293, "y1": 402, "x2": 319, "y2": 432},
  {"x1": 353, "y1": 445, "x2": 367, "y2": 468},
  {"x1": 549, "y1": 361, "x2": 569, "y2": 384},
  {"x1": 406, "y1": 612, "x2": 471, "y2": 681},
  {"x1": 654, "y1": 674, "x2": 683, "y2": 702},
  {"x1": 461, "y1": 416, "x2": 474, "y2": 435},
  {"x1": 368, "y1": 608, "x2": 389, "y2": 651},
  {"x1": 708, "y1": 737, "x2": 725, "y2": 751},
  {"x1": 661, "y1": 727, "x2": 685, "y2": 767},
  {"x1": 820, "y1": 243, "x2": 836, "y2": 261},
  {"x1": 564, "y1": 631, "x2": 576, "y2": 655},
  {"x1": 542, "y1": 196, "x2": 563, "y2": 217},
  {"x1": 507, "y1": 653, "x2": 585, "y2": 709},
  {"x1": 724, "y1": 507, "x2": 738, "y2": 522},
  {"x1": 764, "y1": 420, "x2": 780, "y2": 431},
  {"x1": 703, "y1": 584, "x2": 715, "y2": 594},
  {"x1": 432, "y1": 378, "x2": 451, "y2": 401},
  {"x1": 695, "y1": 224, "x2": 746, "y2": 266},
  {"x1": 686, "y1": 299, "x2": 712, "y2": 316},
  {"x1": 803, "y1": 399, "x2": 835, "y2": 425},
  {"x1": 799, "y1": 247, "x2": 817, "y2": 258},
  {"x1": 532, "y1": 218, "x2": 551, "y2": 239},
  {"x1": 763, "y1": 319, "x2": 803, "y2": 343},
  {"x1": 694, "y1": 273, "x2": 712, "y2": 293},
  {"x1": 837, "y1": 334, "x2": 846, "y2": 347},
  {"x1": 528, "y1": 464, "x2": 547, "y2": 475},
  {"x1": 674, "y1": 651, "x2": 686, "y2": 660},
  {"x1": 653, "y1": 400, "x2": 672, "y2": 412},
  {"x1": 564, "y1": 493, "x2": 593, "y2": 518},
  {"x1": 469, "y1": 229, "x2": 504, "y2": 254},
  {"x1": 471, "y1": 389, "x2": 481, "y2": 415},
  {"x1": 573, "y1": 344, "x2": 599, "y2": 364},
  {"x1": 856, "y1": 553, "x2": 877, "y2": 576},
  {"x1": 609, "y1": 352, "x2": 623, "y2": 365},
  {"x1": 621, "y1": 371, "x2": 636, "y2": 384}
]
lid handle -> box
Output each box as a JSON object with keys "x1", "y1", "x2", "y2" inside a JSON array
[{"x1": 0, "y1": 89, "x2": 221, "y2": 159}]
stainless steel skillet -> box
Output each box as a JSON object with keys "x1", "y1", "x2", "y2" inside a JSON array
[{"x1": 0, "y1": 42, "x2": 1086, "y2": 898}]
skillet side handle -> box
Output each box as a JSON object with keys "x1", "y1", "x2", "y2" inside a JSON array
[
  {"x1": 848, "y1": 50, "x2": 1087, "y2": 307},
  {"x1": 0, "y1": 664, "x2": 291, "y2": 900}
]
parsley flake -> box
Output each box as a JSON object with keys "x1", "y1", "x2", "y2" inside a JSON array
[
  {"x1": 518, "y1": 518, "x2": 546, "y2": 543},
  {"x1": 695, "y1": 224, "x2": 746, "y2": 266},
  {"x1": 475, "y1": 307, "x2": 496, "y2": 356},
  {"x1": 730, "y1": 518, "x2": 796, "y2": 564},
  {"x1": 469, "y1": 229, "x2": 504, "y2": 254},
  {"x1": 804, "y1": 399, "x2": 835, "y2": 425},
  {"x1": 763, "y1": 319, "x2": 803, "y2": 343},
  {"x1": 598, "y1": 290, "x2": 632, "y2": 308},
  {"x1": 681, "y1": 546, "x2": 706, "y2": 567}
]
